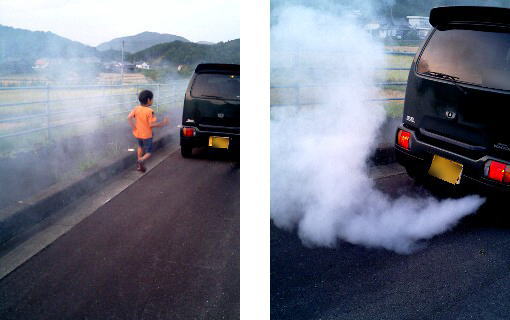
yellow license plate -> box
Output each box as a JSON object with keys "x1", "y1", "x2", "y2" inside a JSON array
[
  {"x1": 208, "y1": 136, "x2": 230, "y2": 149},
  {"x1": 428, "y1": 155, "x2": 463, "y2": 185}
]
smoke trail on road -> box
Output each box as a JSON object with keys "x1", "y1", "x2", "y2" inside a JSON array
[{"x1": 270, "y1": 5, "x2": 485, "y2": 254}]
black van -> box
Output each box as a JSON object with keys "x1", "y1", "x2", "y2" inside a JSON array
[
  {"x1": 180, "y1": 63, "x2": 240, "y2": 157},
  {"x1": 395, "y1": 6, "x2": 510, "y2": 192}
]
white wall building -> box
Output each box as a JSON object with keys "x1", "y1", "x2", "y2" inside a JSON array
[
  {"x1": 136, "y1": 62, "x2": 151, "y2": 70},
  {"x1": 406, "y1": 16, "x2": 432, "y2": 39}
]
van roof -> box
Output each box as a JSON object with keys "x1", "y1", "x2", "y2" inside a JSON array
[
  {"x1": 430, "y1": 6, "x2": 510, "y2": 28},
  {"x1": 194, "y1": 63, "x2": 240, "y2": 75}
]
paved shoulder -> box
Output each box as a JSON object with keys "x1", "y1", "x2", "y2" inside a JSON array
[
  {"x1": 0, "y1": 152, "x2": 240, "y2": 320},
  {"x1": 271, "y1": 166, "x2": 510, "y2": 320}
]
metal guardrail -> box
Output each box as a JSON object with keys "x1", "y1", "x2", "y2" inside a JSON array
[
  {"x1": 0, "y1": 81, "x2": 188, "y2": 141},
  {"x1": 384, "y1": 51, "x2": 416, "y2": 56},
  {"x1": 270, "y1": 51, "x2": 415, "y2": 107}
]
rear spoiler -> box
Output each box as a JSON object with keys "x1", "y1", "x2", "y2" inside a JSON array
[
  {"x1": 430, "y1": 6, "x2": 510, "y2": 28},
  {"x1": 194, "y1": 63, "x2": 240, "y2": 75}
]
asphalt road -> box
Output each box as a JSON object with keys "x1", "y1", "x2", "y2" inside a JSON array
[
  {"x1": 0, "y1": 149, "x2": 240, "y2": 320},
  {"x1": 271, "y1": 169, "x2": 510, "y2": 320}
]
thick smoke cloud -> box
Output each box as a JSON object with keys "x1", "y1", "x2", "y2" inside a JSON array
[{"x1": 270, "y1": 5, "x2": 485, "y2": 254}]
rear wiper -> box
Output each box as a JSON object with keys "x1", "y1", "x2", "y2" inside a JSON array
[{"x1": 423, "y1": 71, "x2": 467, "y2": 95}]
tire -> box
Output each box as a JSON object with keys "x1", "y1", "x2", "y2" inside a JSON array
[{"x1": 181, "y1": 146, "x2": 192, "y2": 158}]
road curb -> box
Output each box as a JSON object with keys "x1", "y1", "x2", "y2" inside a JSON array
[{"x1": 0, "y1": 134, "x2": 173, "y2": 246}]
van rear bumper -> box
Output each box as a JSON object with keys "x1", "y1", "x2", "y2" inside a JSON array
[
  {"x1": 180, "y1": 126, "x2": 240, "y2": 150},
  {"x1": 394, "y1": 124, "x2": 510, "y2": 193}
]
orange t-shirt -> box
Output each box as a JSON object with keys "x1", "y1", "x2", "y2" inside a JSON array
[{"x1": 128, "y1": 105, "x2": 157, "y2": 139}]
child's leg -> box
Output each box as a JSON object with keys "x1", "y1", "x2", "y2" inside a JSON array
[
  {"x1": 137, "y1": 146, "x2": 144, "y2": 160},
  {"x1": 140, "y1": 152, "x2": 152, "y2": 162},
  {"x1": 139, "y1": 138, "x2": 153, "y2": 163},
  {"x1": 136, "y1": 139, "x2": 145, "y2": 160}
]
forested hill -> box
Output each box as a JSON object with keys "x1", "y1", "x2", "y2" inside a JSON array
[
  {"x1": 96, "y1": 31, "x2": 190, "y2": 53},
  {"x1": 0, "y1": 24, "x2": 97, "y2": 61},
  {"x1": 129, "y1": 39, "x2": 240, "y2": 65}
]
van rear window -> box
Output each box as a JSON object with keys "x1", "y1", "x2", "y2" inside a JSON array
[
  {"x1": 417, "y1": 28, "x2": 510, "y2": 90},
  {"x1": 190, "y1": 73, "x2": 240, "y2": 100}
]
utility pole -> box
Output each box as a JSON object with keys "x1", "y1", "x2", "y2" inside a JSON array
[{"x1": 121, "y1": 40, "x2": 124, "y2": 85}]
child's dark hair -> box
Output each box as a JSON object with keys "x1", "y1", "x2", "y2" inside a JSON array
[{"x1": 138, "y1": 90, "x2": 153, "y2": 105}]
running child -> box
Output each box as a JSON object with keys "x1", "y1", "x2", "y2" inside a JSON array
[{"x1": 127, "y1": 90, "x2": 169, "y2": 172}]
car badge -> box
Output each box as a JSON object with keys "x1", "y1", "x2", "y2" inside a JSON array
[
  {"x1": 445, "y1": 111, "x2": 456, "y2": 119},
  {"x1": 494, "y1": 143, "x2": 510, "y2": 152},
  {"x1": 217, "y1": 113, "x2": 224, "y2": 118}
]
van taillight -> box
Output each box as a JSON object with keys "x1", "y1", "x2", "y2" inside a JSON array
[
  {"x1": 484, "y1": 160, "x2": 510, "y2": 183},
  {"x1": 182, "y1": 127, "x2": 195, "y2": 137},
  {"x1": 397, "y1": 129, "x2": 411, "y2": 150}
]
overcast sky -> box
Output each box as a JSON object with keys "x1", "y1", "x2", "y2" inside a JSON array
[{"x1": 0, "y1": 0, "x2": 240, "y2": 46}]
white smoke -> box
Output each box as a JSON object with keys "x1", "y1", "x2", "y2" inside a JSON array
[{"x1": 270, "y1": 5, "x2": 485, "y2": 254}]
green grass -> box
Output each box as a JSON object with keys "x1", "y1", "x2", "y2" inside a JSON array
[
  {"x1": 385, "y1": 55, "x2": 414, "y2": 68},
  {"x1": 75, "y1": 140, "x2": 128, "y2": 173},
  {"x1": 375, "y1": 70, "x2": 409, "y2": 83},
  {"x1": 0, "y1": 118, "x2": 106, "y2": 157},
  {"x1": 78, "y1": 157, "x2": 100, "y2": 172},
  {"x1": 384, "y1": 101, "x2": 404, "y2": 118},
  {"x1": 56, "y1": 141, "x2": 131, "y2": 182},
  {"x1": 383, "y1": 39, "x2": 423, "y2": 46}
]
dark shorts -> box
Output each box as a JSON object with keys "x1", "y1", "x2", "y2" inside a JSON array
[{"x1": 137, "y1": 138, "x2": 153, "y2": 153}]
